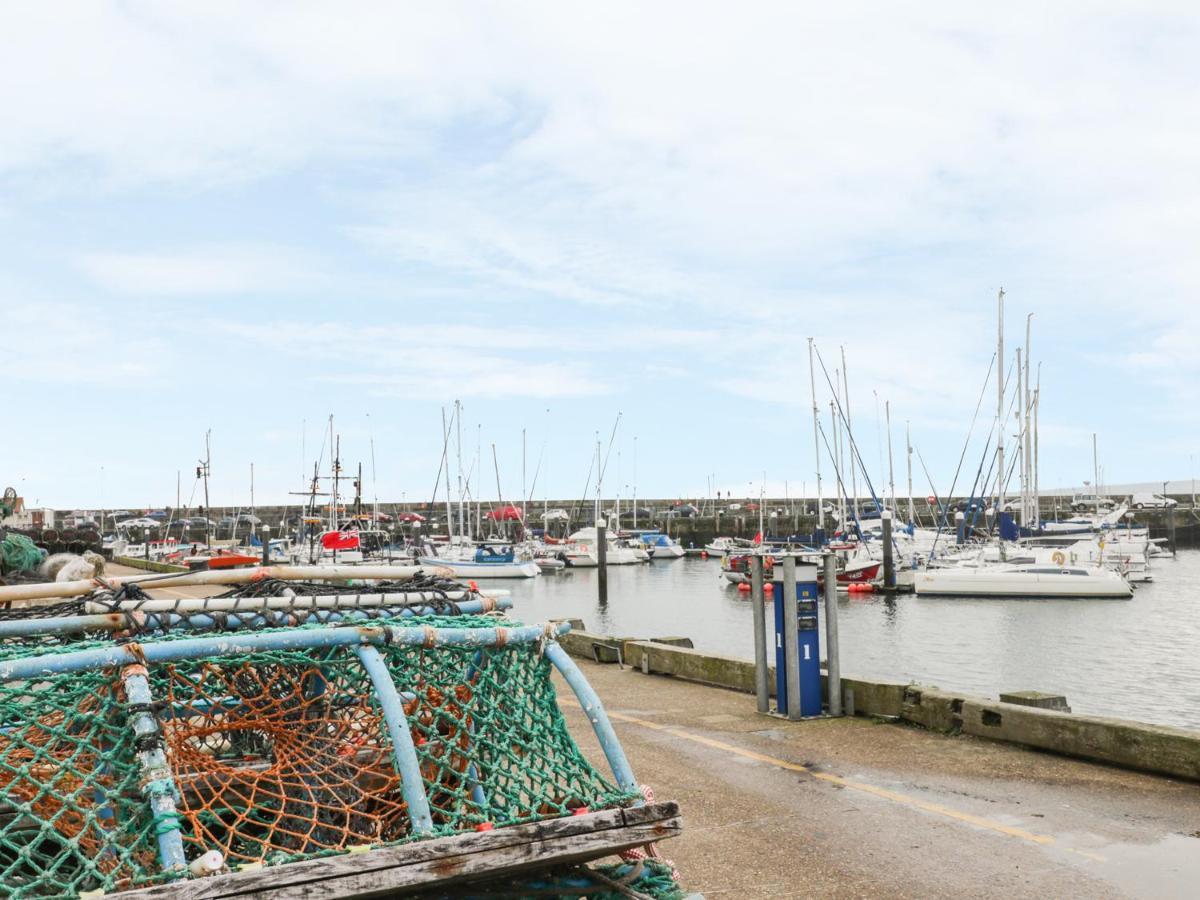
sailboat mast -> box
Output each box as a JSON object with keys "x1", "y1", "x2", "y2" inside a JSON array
[
  {"x1": 841, "y1": 346, "x2": 856, "y2": 513},
  {"x1": 455, "y1": 400, "x2": 464, "y2": 542},
  {"x1": 905, "y1": 420, "x2": 914, "y2": 525},
  {"x1": 521, "y1": 428, "x2": 527, "y2": 527},
  {"x1": 1024, "y1": 313, "x2": 1034, "y2": 526},
  {"x1": 996, "y1": 289, "x2": 1006, "y2": 524},
  {"x1": 250, "y1": 462, "x2": 255, "y2": 538},
  {"x1": 830, "y1": 399, "x2": 844, "y2": 526},
  {"x1": 1016, "y1": 346, "x2": 1024, "y2": 524},
  {"x1": 885, "y1": 401, "x2": 895, "y2": 512},
  {"x1": 1033, "y1": 364, "x2": 1041, "y2": 524},
  {"x1": 807, "y1": 338, "x2": 824, "y2": 534},
  {"x1": 595, "y1": 436, "x2": 602, "y2": 525},
  {"x1": 633, "y1": 436, "x2": 638, "y2": 530},
  {"x1": 441, "y1": 408, "x2": 453, "y2": 539}
]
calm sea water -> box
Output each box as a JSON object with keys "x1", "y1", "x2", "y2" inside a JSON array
[{"x1": 489, "y1": 551, "x2": 1200, "y2": 730}]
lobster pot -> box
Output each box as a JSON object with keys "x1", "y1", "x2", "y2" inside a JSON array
[{"x1": 0, "y1": 617, "x2": 637, "y2": 898}]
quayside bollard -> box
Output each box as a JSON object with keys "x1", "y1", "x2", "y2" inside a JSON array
[
  {"x1": 782, "y1": 556, "x2": 801, "y2": 721},
  {"x1": 823, "y1": 552, "x2": 842, "y2": 716},
  {"x1": 597, "y1": 521, "x2": 608, "y2": 604},
  {"x1": 751, "y1": 554, "x2": 769, "y2": 713},
  {"x1": 881, "y1": 509, "x2": 895, "y2": 589}
]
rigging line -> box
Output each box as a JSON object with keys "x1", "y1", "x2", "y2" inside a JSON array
[
  {"x1": 425, "y1": 407, "x2": 453, "y2": 524},
  {"x1": 927, "y1": 351, "x2": 997, "y2": 558},
  {"x1": 812, "y1": 346, "x2": 883, "y2": 517},
  {"x1": 914, "y1": 446, "x2": 948, "y2": 545},
  {"x1": 597, "y1": 412, "x2": 623, "y2": 487}
]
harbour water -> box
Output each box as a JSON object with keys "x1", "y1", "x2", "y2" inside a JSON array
[{"x1": 497, "y1": 551, "x2": 1200, "y2": 730}]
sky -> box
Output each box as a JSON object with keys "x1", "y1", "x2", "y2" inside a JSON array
[{"x1": 3, "y1": 2, "x2": 1199, "y2": 510}]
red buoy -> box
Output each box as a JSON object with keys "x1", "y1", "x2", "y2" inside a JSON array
[
  {"x1": 764, "y1": 582, "x2": 774, "y2": 593},
  {"x1": 737, "y1": 582, "x2": 751, "y2": 592}
]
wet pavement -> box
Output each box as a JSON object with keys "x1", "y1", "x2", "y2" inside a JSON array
[{"x1": 560, "y1": 658, "x2": 1200, "y2": 899}]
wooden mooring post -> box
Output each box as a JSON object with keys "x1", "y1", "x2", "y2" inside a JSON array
[{"x1": 597, "y1": 521, "x2": 608, "y2": 604}]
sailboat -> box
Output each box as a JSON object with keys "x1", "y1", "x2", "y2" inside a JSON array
[{"x1": 915, "y1": 290, "x2": 1132, "y2": 600}]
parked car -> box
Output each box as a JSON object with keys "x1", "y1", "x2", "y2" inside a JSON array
[
  {"x1": 1131, "y1": 493, "x2": 1177, "y2": 510},
  {"x1": 146, "y1": 510, "x2": 168, "y2": 521},
  {"x1": 1070, "y1": 494, "x2": 1115, "y2": 513},
  {"x1": 237, "y1": 513, "x2": 263, "y2": 525}
]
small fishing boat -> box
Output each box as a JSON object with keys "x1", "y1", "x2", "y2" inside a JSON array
[
  {"x1": 640, "y1": 533, "x2": 685, "y2": 559},
  {"x1": 704, "y1": 537, "x2": 738, "y2": 557}
]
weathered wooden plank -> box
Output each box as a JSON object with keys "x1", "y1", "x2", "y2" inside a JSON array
[{"x1": 116, "y1": 803, "x2": 680, "y2": 900}]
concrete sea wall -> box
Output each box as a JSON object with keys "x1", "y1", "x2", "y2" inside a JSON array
[{"x1": 559, "y1": 627, "x2": 1200, "y2": 783}]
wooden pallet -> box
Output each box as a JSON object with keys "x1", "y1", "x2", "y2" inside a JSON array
[{"x1": 117, "y1": 802, "x2": 682, "y2": 899}]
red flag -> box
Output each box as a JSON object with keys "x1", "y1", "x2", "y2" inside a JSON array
[
  {"x1": 753, "y1": 531, "x2": 762, "y2": 544},
  {"x1": 321, "y1": 531, "x2": 360, "y2": 550}
]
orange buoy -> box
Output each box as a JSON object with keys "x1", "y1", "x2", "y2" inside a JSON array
[
  {"x1": 701, "y1": 550, "x2": 709, "y2": 559},
  {"x1": 763, "y1": 582, "x2": 774, "y2": 593},
  {"x1": 737, "y1": 582, "x2": 751, "y2": 592}
]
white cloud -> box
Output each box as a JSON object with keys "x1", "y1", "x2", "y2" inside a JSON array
[{"x1": 77, "y1": 245, "x2": 318, "y2": 296}]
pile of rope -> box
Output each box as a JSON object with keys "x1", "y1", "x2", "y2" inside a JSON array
[
  {"x1": 0, "y1": 532, "x2": 44, "y2": 576},
  {"x1": 0, "y1": 616, "x2": 639, "y2": 898}
]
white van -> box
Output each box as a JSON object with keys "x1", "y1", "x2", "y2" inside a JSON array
[{"x1": 1131, "y1": 493, "x2": 1177, "y2": 509}]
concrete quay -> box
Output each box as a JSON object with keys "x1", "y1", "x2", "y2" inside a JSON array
[{"x1": 558, "y1": 656, "x2": 1200, "y2": 899}]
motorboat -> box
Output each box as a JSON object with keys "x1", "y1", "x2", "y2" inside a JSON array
[
  {"x1": 565, "y1": 528, "x2": 644, "y2": 565},
  {"x1": 641, "y1": 533, "x2": 685, "y2": 559},
  {"x1": 704, "y1": 537, "x2": 739, "y2": 557}
]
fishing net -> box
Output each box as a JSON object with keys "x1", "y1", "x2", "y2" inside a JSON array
[
  {"x1": 0, "y1": 532, "x2": 45, "y2": 576},
  {"x1": 0, "y1": 617, "x2": 639, "y2": 898}
]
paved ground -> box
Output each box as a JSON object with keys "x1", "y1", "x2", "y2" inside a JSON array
[
  {"x1": 104, "y1": 564, "x2": 1200, "y2": 898},
  {"x1": 558, "y1": 660, "x2": 1200, "y2": 899}
]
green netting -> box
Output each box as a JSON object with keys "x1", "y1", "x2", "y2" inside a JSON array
[
  {"x1": 0, "y1": 670, "x2": 159, "y2": 897},
  {"x1": 0, "y1": 533, "x2": 44, "y2": 575},
  {"x1": 0, "y1": 617, "x2": 640, "y2": 897}
]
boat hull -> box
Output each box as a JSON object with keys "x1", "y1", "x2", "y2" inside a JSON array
[
  {"x1": 418, "y1": 557, "x2": 540, "y2": 579},
  {"x1": 915, "y1": 569, "x2": 1131, "y2": 598}
]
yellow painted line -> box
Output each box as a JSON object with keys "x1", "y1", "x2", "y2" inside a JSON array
[{"x1": 605, "y1": 710, "x2": 1064, "y2": 848}]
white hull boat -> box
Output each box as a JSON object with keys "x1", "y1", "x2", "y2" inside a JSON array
[
  {"x1": 915, "y1": 564, "x2": 1131, "y2": 598},
  {"x1": 417, "y1": 556, "x2": 540, "y2": 579}
]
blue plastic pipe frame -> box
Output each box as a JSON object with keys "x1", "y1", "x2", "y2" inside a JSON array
[
  {"x1": 0, "y1": 621, "x2": 567, "y2": 681},
  {"x1": 0, "y1": 597, "x2": 513, "y2": 640},
  {"x1": 543, "y1": 642, "x2": 640, "y2": 798}
]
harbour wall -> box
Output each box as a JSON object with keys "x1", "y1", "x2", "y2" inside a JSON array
[
  {"x1": 557, "y1": 626, "x2": 1200, "y2": 783},
  {"x1": 71, "y1": 502, "x2": 1200, "y2": 549}
]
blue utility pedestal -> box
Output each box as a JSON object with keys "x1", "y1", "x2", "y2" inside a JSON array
[{"x1": 773, "y1": 562, "x2": 822, "y2": 717}]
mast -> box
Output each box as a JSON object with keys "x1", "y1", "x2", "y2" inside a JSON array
[
  {"x1": 807, "y1": 338, "x2": 824, "y2": 534},
  {"x1": 250, "y1": 462, "x2": 255, "y2": 538},
  {"x1": 633, "y1": 435, "x2": 638, "y2": 530},
  {"x1": 594, "y1": 435, "x2": 602, "y2": 525},
  {"x1": 1033, "y1": 364, "x2": 1041, "y2": 524},
  {"x1": 521, "y1": 427, "x2": 527, "y2": 527},
  {"x1": 905, "y1": 420, "x2": 915, "y2": 525},
  {"x1": 369, "y1": 429, "x2": 379, "y2": 527},
  {"x1": 1016, "y1": 346, "x2": 1024, "y2": 524},
  {"x1": 841, "y1": 346, "x2": 856, "y2": 513},
  {"x1": 830, "y1": 399, "x2": 844, "y2": 526},
  {"x1": 1024, "y1": 313, "x2": 1034, "y2": 526},
  {"x1": 441, "y1": 407, "x2": 453, "y2": 538},
  {"x1": 885, "y1": 401, "x2": 896, "y2": 513},
  {"x1": 455, "y1": 399, "x2": 464, "y2": 543},
  {"x1": 996, "y1": 289, "x2": 1005, "y2": 528},
  {"x1": 1093, "y1": 433, "x2": 1100, "y2": 502},
  {"x1": 200, "y1": 431, "x2": 211, "y2": 549},
  {"x1": 331, "y1": 431, "x2": 340, "y2": 533}
]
